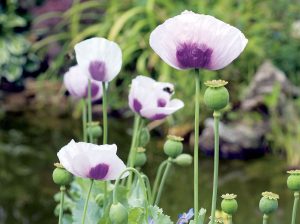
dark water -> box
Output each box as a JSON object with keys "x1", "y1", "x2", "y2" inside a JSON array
[{"x1": 0, "y1": 112, "x2": 298, "y2": 224}]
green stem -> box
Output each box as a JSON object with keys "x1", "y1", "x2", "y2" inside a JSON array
[
  {"x1": 154, "y1": 159, "x2": 172, "y2": 205},
  {"x1": 58, "y1": 186, "x2": 65, "y2": 224},
  {"x1": 291, "y1": 192, "x2": 299, "y2": 224},
  {"x1": 127, "y1": 115, "x2": 141, "y2": 188},
  {"x1": 194, "y1": 69, "x2": 201, "y2": 222},
  {"x1": 102, "y1": 82, "x2": 108, "y2": 144},
  {"x1": 81, "y1": 179, "x2": 94, "y2": 224},
  {"x1": 210, "y1": 111, "x2": 221, "y2": 224},
  {"x1": 228, "y1": 214, "x2": 233, "y2": 224},
  {"x1": 87, "y1": 79, "x2": 93, "y2": 143},
  {"x1": 151, "y1": 159, "x2": 168, "y2": 204},
  {"x1": 113, "y1": 168, "x2": 149, "y2": 222},
  {"x1": 82, "y1": 100, "x2": 87, "y2": 142},
  {"x1": 142, "y1": 174, "x2": 152, "y2": 202},
  {"x1": 263, "y1": 214, "x2": 268, "y2": 224}
]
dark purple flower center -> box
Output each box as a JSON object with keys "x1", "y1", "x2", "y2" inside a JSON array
[
  {"x1": 85, "y1": 82, "x2": 99, "y2": 98},
  {"x1": 151, "y1": 113, "x2": 167, "y2": 120},
  {"x1": 176, "y1": 43, "x2": 213, "y2": 69},
  {"x1": 157, "y1": 98, "x2": 167, "y2": 107},
  {"x1": 89, "y1": 60, "x2": 106, "y2": 81},
  {"x1": 133, "y1": 98, "x2": 142, "y2": 113},
  {"x1": 88, "y1": 163, "x2": 109, "y2": 180}
]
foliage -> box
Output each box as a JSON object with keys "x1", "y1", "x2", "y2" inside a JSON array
[{"x1": 0, "y1": 0, "x2": 40, "y2": 82}]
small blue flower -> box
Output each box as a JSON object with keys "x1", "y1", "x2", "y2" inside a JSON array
[
  {"x1": 148, "y1": 217, "x2": 155, "y2": 224},
  {"x1": 176, "y1": 208, "x2": 194, "y2": 224}
]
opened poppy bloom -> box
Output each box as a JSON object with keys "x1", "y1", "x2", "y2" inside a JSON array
[
  {"x1": 74, "y1": 37, "x2": 122, "y2": 82},
  {"x1": 57, "y1": 140, "x2": 128, "y2": 180},
  {"x1": 149, "y1": 10, "x2": 248, "y2": 70},
  {"x1": 63, "y1": 65, "x2": 102, "y2": 101},
  {"x1": 128, "y1": 76, "x2": 184, "y2": 120}
]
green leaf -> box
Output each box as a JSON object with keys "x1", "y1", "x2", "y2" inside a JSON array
[
  {"x1": 6, "y1": 35, "x2": 29, "y2": 55},
  {"x1": 128, "y1": 207, "x2": 145, "y2": 224},
  {"x1": 148, "y1": 205, "x2": 173, "y2": 224}
]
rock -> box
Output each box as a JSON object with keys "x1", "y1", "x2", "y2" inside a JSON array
[
  {"x1": 199, "y1": 118, "x2": 268, "y2": 159},
  {"x1": 241, "y1": 61, "x2": 300, "y2": 111}
]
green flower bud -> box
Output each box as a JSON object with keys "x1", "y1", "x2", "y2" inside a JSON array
[
  {"x1": 259, "y1": 192, "x2": 279, "y2": 214},
  {"x1": 138, "y1": 127, "x2": 150, "y2": 147},
  {"x1": 52, "y1": 164, "x2": 73, "y2": 186},
  {"x1": 134, "y1": 147, "x2": 147, "y2": 167},
  {"x1": 221, "y1": 194, "x2": 238, "y2": 215},
  {"x1": 287, "y1": 170, "x2": 300, "y2": 191},
  {"x1": 174, "y1": 153, "x2": 193, "y2": 166},
  {"x1": 204, "y1": 80, "x2": 229, "y2": 111},
  {"x1": 109, "y1": 202, "x2": 128, "y2": 224},
  {"x1": 87, "y1": 122, "x2": 102, "y2": 139},
  {"x1": 163, "y1": 135, "x2": 184, "y2": 158},
  {"x1": 95, "y1": 194, "x2": 105, "y2": 206}
]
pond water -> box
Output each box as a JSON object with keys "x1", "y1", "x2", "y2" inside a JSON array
[{"x1": 0, "y1": 112, "x2": 298, "y2": 224}]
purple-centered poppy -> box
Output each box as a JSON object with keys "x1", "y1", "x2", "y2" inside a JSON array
[
  {"x1": 150, "y1": 11, "x2": 248, "y2": 70},
  {"x1": 128, "y1": 76, "x2": 184, "y2": 120},
  {"x1": 57, "y1": 140, "x2": 128, "y2": 180},
  {"x1": 74, "y1": 37, "x2": 122, "y2": 82},
  {"x1": 63, "y1": 65, "x2": 102, "y2": 101},
  {"x1": 176, "y1": 208, "x2": 194, "y2": 224}
]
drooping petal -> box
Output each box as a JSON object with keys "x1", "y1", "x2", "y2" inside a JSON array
[
  {"x1": 149, "y1": 10, "x2": 247, "y2": 70},
  {"x1": 74, "y1": 37, "x2": 122, "y2": 82},
  {"x1": 140, "y1": 99, "x2": 184, "y2": 120}
]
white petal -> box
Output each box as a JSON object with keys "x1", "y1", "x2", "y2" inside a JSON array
[{"x1": 74, "y1": 37, "x2": 122, "y2": 82}]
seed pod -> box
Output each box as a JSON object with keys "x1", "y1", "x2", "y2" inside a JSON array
[
  {"x1": 221, "y1": 194, "x2": 238, "y2": 215},
  {"x1": 109, "y1": 202, "x2": 128, "y2": 224},
  {"x1": 163, "y1": 135, "x2": 184, "y2": 158},
  {"x1": 52, "y1": 164, "x2": 73, "y2": 186},
  {"x1": 287, "y1": 170, "x2": 300, "y2": 191},
  {"x1": 134, "y1": 147, "x2": 147, "y2": 167},
  {"x1": 174, "y1": 154, "x2": 193, "y2": 166},
  {"x1": 87, "y1": 122, "x2": 102, "y2": 139},
  {"x1": 259, "y1": 192, "x2": 279, "y2": 214},
  {"x1": 138, "y1": 127, "x2": 150, "y2": 147},
  {"x1": 204, "y1": 80, "x2": 229, "y2": 111}
]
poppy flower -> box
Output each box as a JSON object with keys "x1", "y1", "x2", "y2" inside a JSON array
[
  {"x1": 74, "y1": 37, "x2": 122, "y2": 82},
  {"x1": 57, "y1": 140, "x2": 128, "y2": 180},
  {"x1": 63, "y1": 65, "x2": 102, "y2": 101},
  {"x1": 149, "y1": 10, "x2": 247, "y2": 70},
  {"x1": 128, "y1": 76, "x2": 184, "y2": 120}
]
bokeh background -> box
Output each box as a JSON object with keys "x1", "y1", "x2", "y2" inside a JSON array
[{"x1": 1, "y1": 0, "x2": 300, "y2": 223}]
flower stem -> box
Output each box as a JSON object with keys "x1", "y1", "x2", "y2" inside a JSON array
[
  {"x1": 228, "y1": 214, "x2": 233, "y2": 224},
  {"x1": 87, "y1": 79, "x2": 93, "y2": 143},
  {"x1": 82, "y1": 100, "x2": 87, "y2": 142},
  {"x1": 151, "y1": 159, "x2": 168, "y2": 204},
  {"x1": 126, "y1": 115, "x2": 141, "y2": 188},
  {"x1": 155, "y1": 158, "x2": 172, "y2": 205},
  {"x1": 102, "y1": 82, "x2": 108, "y2": 144},
  {"x1": 81, "y1": 179, "x2": 94, "y2": 224},
  {"x1": 263, "y1": 214, "x2": 268, "y2": 224},
  {"x1": 194, "y1": 69, "x2": 201, "y2": 222},
  {"x1": 210, "y1": 111, "x2": 221, "y2": 224},
  {"x1": 58, "y1": 186, "x2": 65, "y2": 224},
  {"x1": 142, "y1": 174, "x2": 152, "y2": 202},
  {"x1": 291, "y1": 192, "x2": 299, "y2": 224}
]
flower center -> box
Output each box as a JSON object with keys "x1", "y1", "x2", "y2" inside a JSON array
[
  {"x1": 176, "y1": 43, "x2": 213, "y2": 69},
  {"x1": 89, "y1": 60, "x2": 106, "y2": 81},
  {"x1": 88, "y1": 163, "x2": 109, "y2": 180}
]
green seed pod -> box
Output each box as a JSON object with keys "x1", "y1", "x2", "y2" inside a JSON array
[
  {"x1": 87, "y1": 122, "x2": 102, "y2": 139},
  {"x1": 163, "y1": 135, "x2": 184, "y2": 158},
  {"x1": 287, "y1": 170, "x2": 300, "y2": 191},
  {"x1": 204, "y1": 80, "x2": 229, "y2": 111},
  {"x1": 221, "y1": 194, "x2": 238, "y2": 215},
  {"x1": 134, "y1": 147, "x2": 147, "y2": 167},
  {"x1": 109, "y1": 202, "x2": 128, "y2": 224},
  {"x1": 174, "y1": 153, "x2": 193, "y2": 166},
  {"x1": 138, "y1": 127, "x2": 150, "y2": 147},
  {"x1": 95, "y1": 194, "x2": 104, "y2": 206},
  {"x1": 52, "y1": 164, "x2": 73, "y2": 186},
  {"x1": 259, "y1": 192, "x2": 279, "y2": 214}
]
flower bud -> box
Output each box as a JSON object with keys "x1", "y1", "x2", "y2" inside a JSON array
[
  {"x1": 287, "y1": 170, "x2": 300, "y2": 191},
  {"x1": 95, "y1": 194, "x2": 105, "y2": 206},
  {"x1": 259, "y1": 192, "x2": 279, "y2": 214},
  {"x1": 109, "y1": 202, "x2": 128, "y2": 224},
  {"x1": 87, "y1": 122, "x2": 102, "y2": 139},
  {"x1": 52, "y1": 163, "x2": 73, "y2": 186},
  {"x1": 221, "y1": 194, "x2": 238, "y2": 215},
  {"x1": 164, "y1": 135, "x2": 184, "y2": 158},
  {"x1": 204, "y1": 80, "x2": 229, "y2": 111},
  {"x1": 174, "y1": 154, "x2": 193, "y2": 166},
  {"x1": 138, "y1": 127, "x2": 150, "y2": 147},
  {"x1": 134, "y1": 147, "x2": 147, "y2": 167}
]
